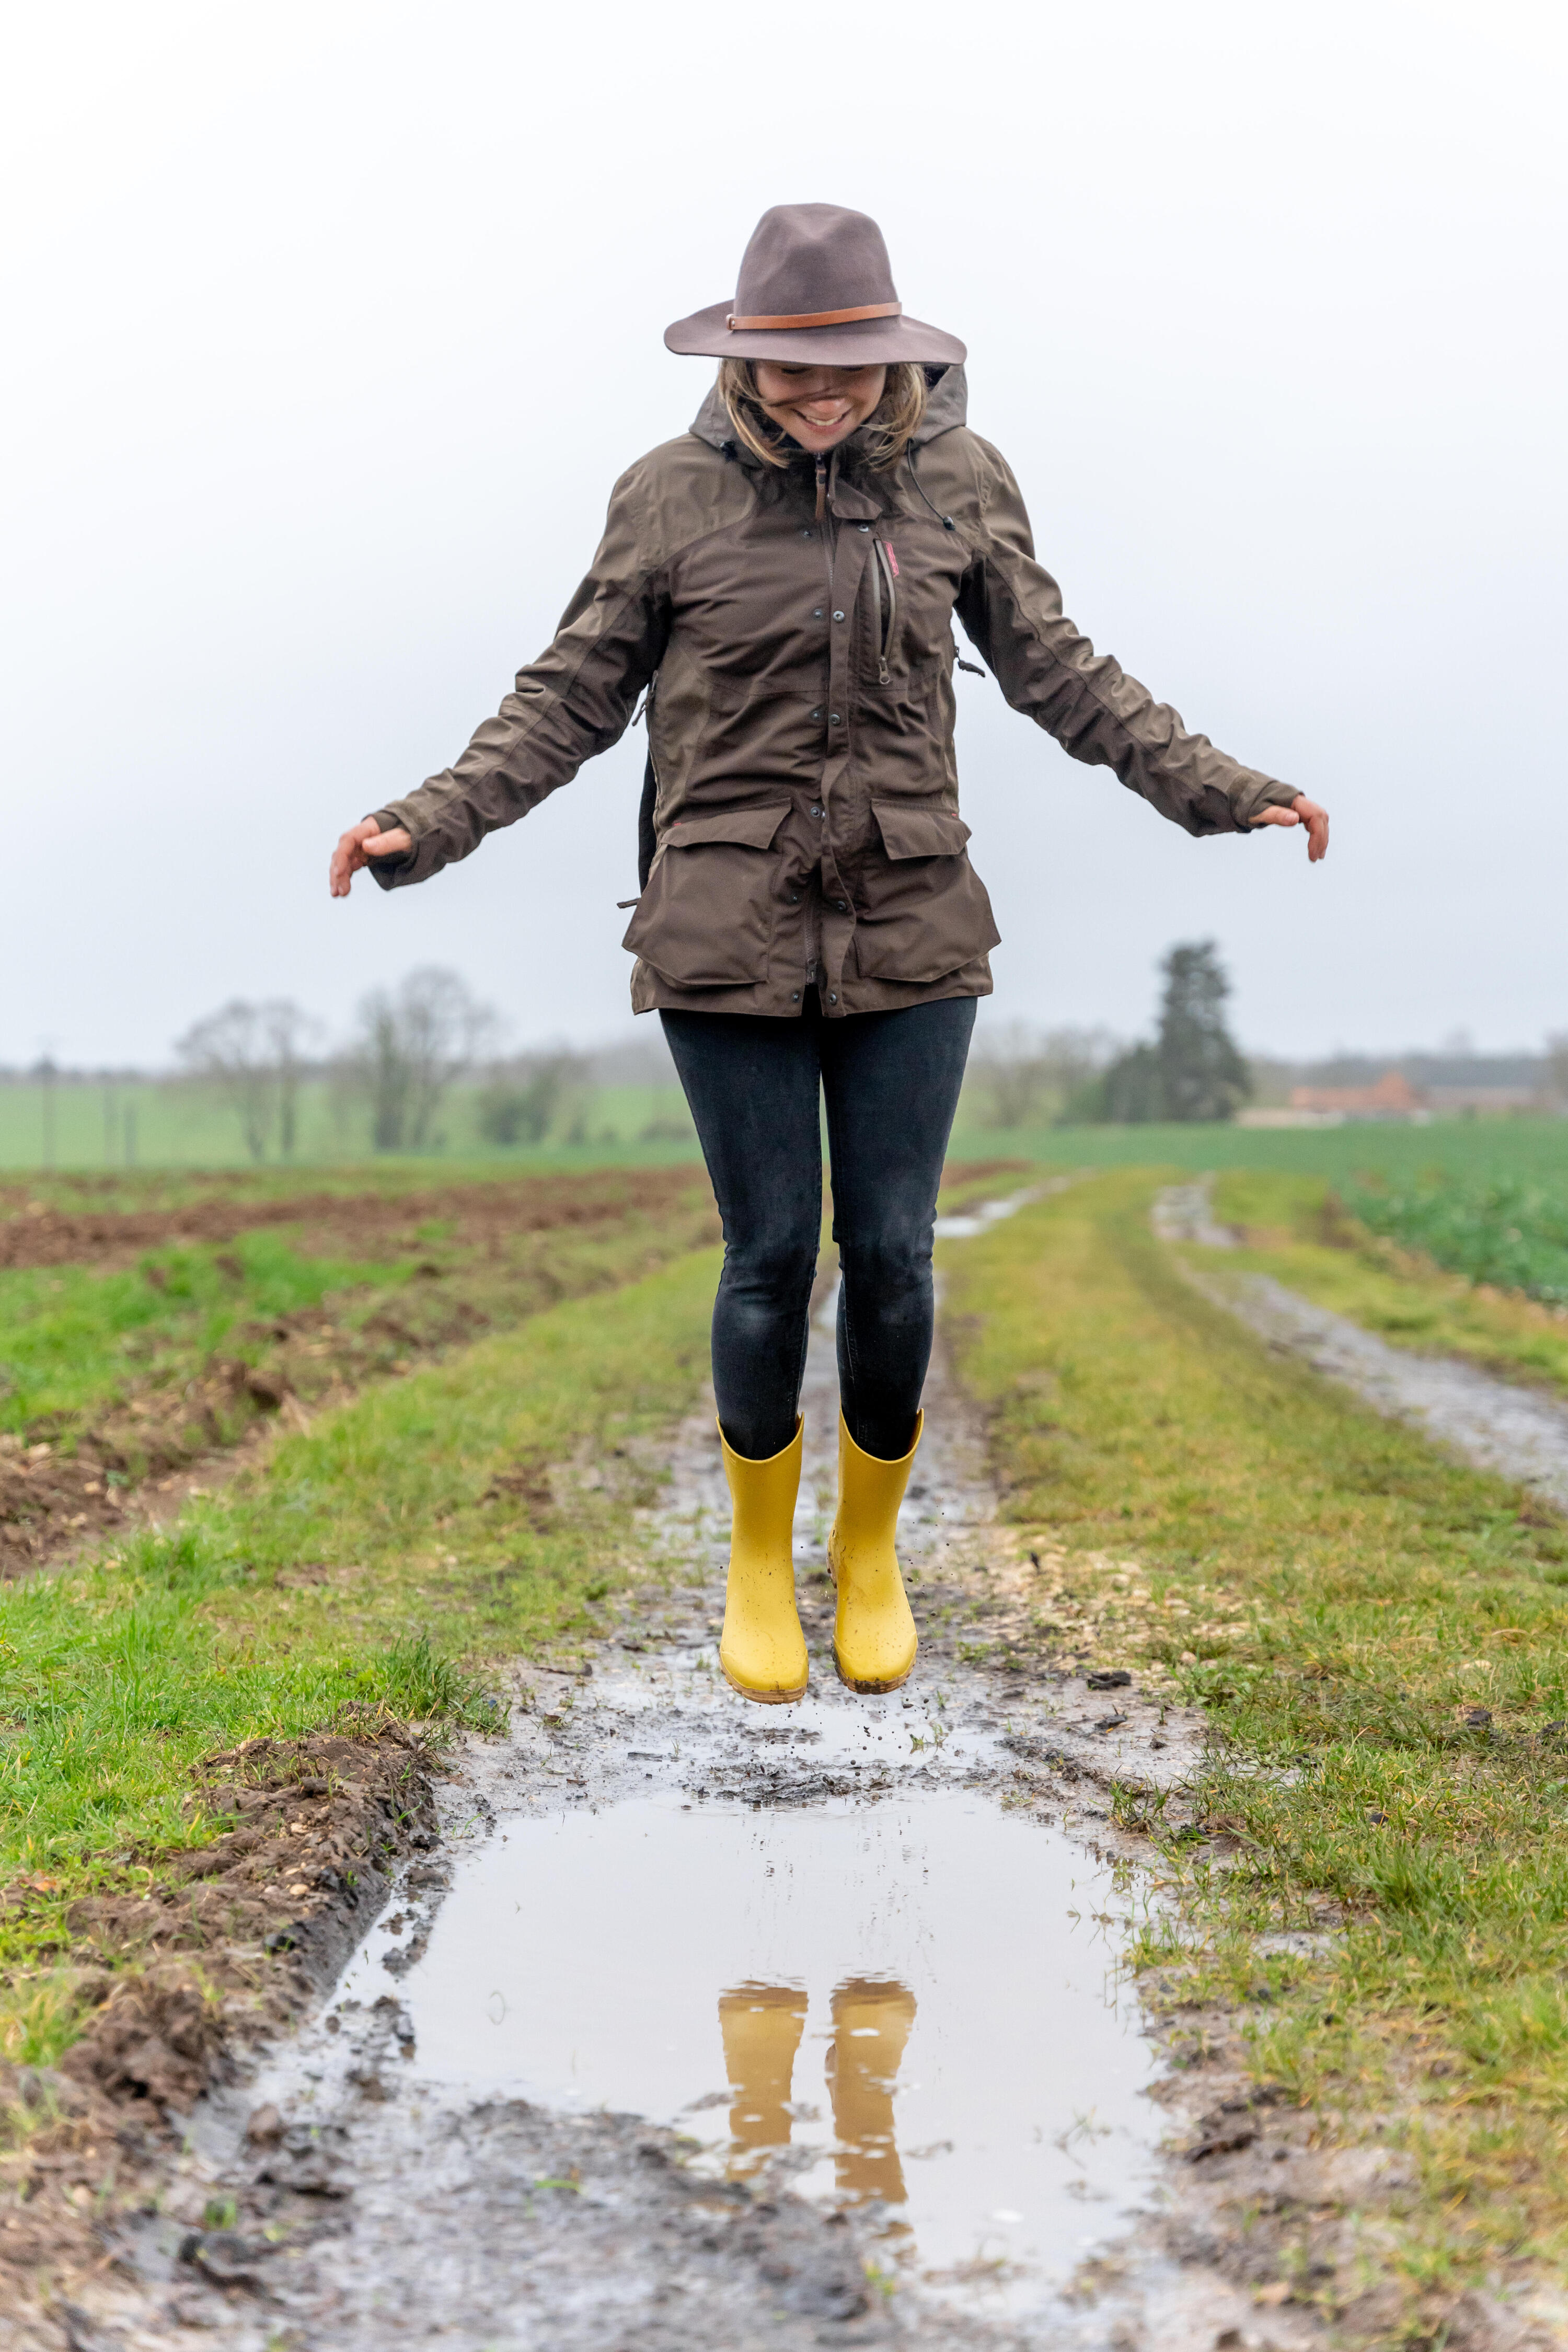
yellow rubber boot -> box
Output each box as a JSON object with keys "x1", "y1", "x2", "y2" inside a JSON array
[
  {"x1": 718, "y1": 1416, "x2": 808, "y2": 1704},
  {"x1": 827, "y1": 1410, "x2": 922, "y2": 1693}
]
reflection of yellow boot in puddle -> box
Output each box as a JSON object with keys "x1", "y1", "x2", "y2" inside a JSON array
[
  {"x1": 828, "y1": 1412, "x2": 921, "y2": 1693},
  {"x1": 718, "y1": 1982, "x2": 809, "y2": 2174},
  {"x1": 719, "y1": 1417, "x2": 809, "y2": 1704},
  {"x1": 825, "y1": 1976, "x2": 916, "y2": 2204}
]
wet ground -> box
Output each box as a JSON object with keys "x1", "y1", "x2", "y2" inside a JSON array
[
  {"x1": 41, "y1": 1207, "x2": 1339, "y2": 2352},
  {"x1": 1157, "y1": 1181, "x2": 1568, "y2": 1511}
]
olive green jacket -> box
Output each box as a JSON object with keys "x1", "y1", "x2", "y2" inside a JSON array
[{"x1": 371, "y1": 368, "x2": 1296, "y2": 1015}]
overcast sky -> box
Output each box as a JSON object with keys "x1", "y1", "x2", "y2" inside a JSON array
[{"x1": 3, "y1": 0, "x2": 1563, "y2": 1068}]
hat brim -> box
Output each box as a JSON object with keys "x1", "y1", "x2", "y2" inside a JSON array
[{"x1": 664, "y1": 299, "x2": 966, "y2": 367}]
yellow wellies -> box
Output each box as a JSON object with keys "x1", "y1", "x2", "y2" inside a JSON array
[
  {"x1": 827, "y1": 1410, "x2": 923, "y2": 1693},
  {"x1": 718, "y1": 1415, "x2": 809, "y2": 1703}
]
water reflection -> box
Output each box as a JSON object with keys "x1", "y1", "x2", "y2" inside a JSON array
[
  {"x1": 372, "y1": 1789, "x2": 1165, "y2": 2292},
  {"x1": 718, "y1": 1982, "x2": 808, "y2": 2165},
  {"x1": 720, "y1": 1974, "x2": 916, "y2": 2202}
]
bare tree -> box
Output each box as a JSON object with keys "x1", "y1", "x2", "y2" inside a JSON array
[
  {"x1": 264, "y1": 1000, "x2": 321, "y2": 1159},
  {"x1": 476, "y1": 1049, "x2": 586, "y2": 1147},
  {"x1": 963, "y1": 1023, "x2": 1121, "y2": 1129},
  {"x1": 177, "y1": 1002, "x2": 274, "y2": 1161},
  {"x1": 351, "y1": 967, "x2": 494, "y2": 1152},
  {"x1": 1545, "y1": 1033, "x2": 1568, "y2": 1114},
  {"x1": 176, "y1": 999, "x2": 320, "y2": 1161}
]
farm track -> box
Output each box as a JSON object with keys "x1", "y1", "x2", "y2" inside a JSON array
[
  {"x1": 30, "y1": 1235, "x2": 1543, "y2": 2352},
  {"x1": 1158, "y1": 1182, "x2": 1568, "y2": 1512}
]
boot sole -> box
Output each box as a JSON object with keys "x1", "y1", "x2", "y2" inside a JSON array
[
  {"x1": 832, "y1": 1645, "x2": 915, "y2": 1697},
  {"x1": 720, "y1": 1661, "x2": 808, "y2": 1705}
]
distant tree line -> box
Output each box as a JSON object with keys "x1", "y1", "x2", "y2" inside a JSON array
[
  {"x1": 175, "y1": 968, "x2": 497, "y2": 1160},
  {"x1": 966, "y1": 940, "x2": 1253, "y2": 1128},
  {"x1": 169, "y1": 969, "x2": 695, "y2": 1160}
]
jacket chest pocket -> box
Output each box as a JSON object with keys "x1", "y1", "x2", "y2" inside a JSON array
[{"x1": 621, "y1": 804, "x2": 790, "y2": 988}]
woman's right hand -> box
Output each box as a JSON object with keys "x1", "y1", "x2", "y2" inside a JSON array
[{"x1": 330, "y1": 818, "x2": 413, "y2": 897}]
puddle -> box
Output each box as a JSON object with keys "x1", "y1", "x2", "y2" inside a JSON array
[
  {"x1": 370, "y1": 1792, "x2": 1155, "y2": 2298},
  {"x1": 933, "y1": 1179, "x2": 1058, "y2": 1241},
  {"x1": 251, "y1": 1639, "x2": 1167, "y2": 2327}
]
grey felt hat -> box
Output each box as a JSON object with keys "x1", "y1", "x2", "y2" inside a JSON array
[{"x1": 665, "y1": 203, "x2": 966, "y2": 368}]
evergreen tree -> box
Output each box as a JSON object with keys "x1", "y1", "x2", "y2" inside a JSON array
[{"x1": 1156, "y1": 940, "x2": 1251, "y2": 1122}]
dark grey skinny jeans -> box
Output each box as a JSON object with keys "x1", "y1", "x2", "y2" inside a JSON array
[{"x1": 660, "y1": 989, "x2": 976, "y2": 1462}]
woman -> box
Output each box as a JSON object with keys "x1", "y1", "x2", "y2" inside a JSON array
[{"x1": 329, "y1": 202, "x2": 1327, "y2": 1708}]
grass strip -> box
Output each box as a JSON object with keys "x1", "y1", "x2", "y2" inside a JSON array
[
  {"x1": 1210, "y1": 1168, "x2": 1568, "y2": 1394},
  {"x1": 942, "y1": 1171, "x2": 1568, "y2": 2301},
  {"x1": 0, "y1": 1246, "x2": 719, "y2": 2065}
]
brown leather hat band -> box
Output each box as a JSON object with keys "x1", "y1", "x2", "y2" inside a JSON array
[{"x1": 725, "y1": 301, "x2": 903, "y2": 331}]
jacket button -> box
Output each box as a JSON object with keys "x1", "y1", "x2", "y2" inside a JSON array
[
  {"x1": 811, "y1": 709, "x2": 822, "y2": 721},
  {"x1": 789, "y1": 893, "x2": 800, "y2": 904},
  {"x1": 813, "y1": 608, "x2": 823, "y2": 619},
  {"x1": 810, "y1": 805, "x2": 824, "y2": 818},
  {"x1": 858, "y1": 524, "x2": 870, "y2": 533},
  {"x1": 828, "y1": 993, "x2": 838, "y2": 1004},
  {"x1": 791, "y1": 990, "x2": 801, "y2": 1001},
  {"x1": 832, "y1": 610, "x2": 845, "y2": 621},
  {"x1": 834, "y1": 900, "x2": 846, "y2": 912},
  {"x1": 800, "y1": 527, "x2": 813, "y2": 538},
  {"x1": 829, "y1": 712, "x2": 841, "y2": 725}
]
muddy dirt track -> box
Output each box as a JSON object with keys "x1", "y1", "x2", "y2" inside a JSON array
[
  {"x1": 1157, "y1": 1181, "x2": 1568, "y2": 1513},
  {"x1": 24, "y1": 1247, "x2": 1539, "y2": 2352}
]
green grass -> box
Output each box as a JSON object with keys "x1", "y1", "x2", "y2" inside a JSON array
[
  {"x1": 941, "y1": 1173, "x2": 1568, "y2": 2297},
  {"x1": 0, "y1": 1174, "x2": 718, "y2": 1478},
  {"x1": 0, "y1": 1247, "x2": 719, "y2": 2054},
  {"x1": 1208, "y1": 1168, "x2": 1568, "y2": 1393},
  {"x1": 0, "y1": 1078, "x2": 698, "y2": 1172},
  {"x1": 0, "y1": 1232, "x2": 414, "y2": 1435}
]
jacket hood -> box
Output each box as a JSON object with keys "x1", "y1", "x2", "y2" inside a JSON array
[{"x1": 688, "y1": 364, "x2": 970, "y2": 460}]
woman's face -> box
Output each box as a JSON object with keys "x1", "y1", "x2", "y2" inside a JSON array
[{"x1": 752, "y1": 361, "x2": 887, "y2": 453}]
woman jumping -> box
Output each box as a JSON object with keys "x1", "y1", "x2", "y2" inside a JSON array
[{"x1": 329, "y1": 203, "x2": 1328, "y2": 1707}]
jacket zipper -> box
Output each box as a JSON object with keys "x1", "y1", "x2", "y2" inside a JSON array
[{"x1": 871, "y1": 539, "x2": 897, "y2": 684}]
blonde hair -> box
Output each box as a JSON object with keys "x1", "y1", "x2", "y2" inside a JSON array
[{"x1": 718, "y1": 359, "x2": 927, "y2": 472}]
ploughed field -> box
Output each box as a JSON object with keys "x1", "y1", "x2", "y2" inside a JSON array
[
  {"x1": 0, "y1": 1168, "x2": 722, "y2": 1578},
  {"x1": 5, "y1": 1150, "x2": 1568, "y2": 2347}
]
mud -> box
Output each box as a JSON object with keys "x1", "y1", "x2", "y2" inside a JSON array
[
  {"x1": 1158, "y1": 1182, "x2": 1568, "y2": 1512},
  {"x1": 0, "y1": 1169, "x2": 711, "y2": 1275},
  {"x1": 0, "y1": 1724, "x2": 441, "y2": 2322}
]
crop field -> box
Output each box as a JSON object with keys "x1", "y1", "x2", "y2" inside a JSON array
[
  {"x1": 6, "y1": 1148, "x2": 1568, "y2": 2339},
  {"x1": 1341, "y1": 1170, "x2": 1568, "y2": 1306}
]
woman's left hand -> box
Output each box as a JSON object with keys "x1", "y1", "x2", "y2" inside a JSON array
[{"x1": 1251, "y1": 794, "x2": 1329, "y2": 861}]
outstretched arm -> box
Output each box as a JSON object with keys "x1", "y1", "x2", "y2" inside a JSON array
[
  {"x1": 954, "y1": 439, "x2": 1325, "y2": 851},
  {"x1": 329, "y1": 464, "x2": 671, "y2": 898}
]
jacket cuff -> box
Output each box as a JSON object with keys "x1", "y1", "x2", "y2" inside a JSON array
[
  {"x1": 1234, "y1": 779, "x2": 1299, "y2": 830},
  {"x1": 364, "y1": 809, "x2": 420, "y2": 890}
]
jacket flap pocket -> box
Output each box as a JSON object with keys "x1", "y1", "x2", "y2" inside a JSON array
[
  {"x1": 665, "y1": 804, "x2": 789, "y2": 852},
  {"x1": 871, "y1": 802, "x2": 972, "y2": 860}
]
